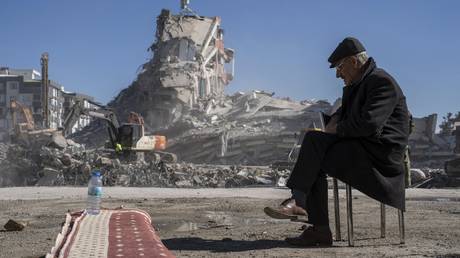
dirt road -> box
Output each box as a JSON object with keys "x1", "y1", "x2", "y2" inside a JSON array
[{"x1": 0, "y1": 187, "x2": 459, "y2": 257}]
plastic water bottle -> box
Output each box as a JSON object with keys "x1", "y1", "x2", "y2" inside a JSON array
[{"x1": 87, "y1": 170, "x2": 102, "y2": 215}]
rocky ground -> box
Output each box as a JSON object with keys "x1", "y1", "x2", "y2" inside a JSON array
[{"x1": 0, "y1": 187, "x2": 459, "y2": 258}]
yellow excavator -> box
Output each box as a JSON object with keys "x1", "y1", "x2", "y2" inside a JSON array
[
  {"x1": 63, "y1": 101, "x2": 177, "y2": 163},
  {"x1": 9, "y1": 99, "x2": 58, "y2": 143}
]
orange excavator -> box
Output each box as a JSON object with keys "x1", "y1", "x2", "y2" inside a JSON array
[{"x1": 63, "y1": 101, "x2": 177, "y2": 163}]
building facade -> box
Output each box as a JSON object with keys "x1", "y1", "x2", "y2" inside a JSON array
[{"x1": 0, "y1": 67, "x2": 101, "y2": 141}]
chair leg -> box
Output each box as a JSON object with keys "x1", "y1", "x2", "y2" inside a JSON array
[
  {"x1": 398, "y1": 209, "x2": 405, "y2": 244},
  {"x1": 333, "y1": 178, "x2": 341, "y2": 241},
  {"x1": 380, "y1": 203, "x2": 386, "y2": 238},
  {"x1": 346, "y1": 184, "x2": 354, "y2": 246}
]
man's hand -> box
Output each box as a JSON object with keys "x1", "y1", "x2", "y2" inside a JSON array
[{"x1": 324, "y1": 115, "x2": 338, "y2": 134}]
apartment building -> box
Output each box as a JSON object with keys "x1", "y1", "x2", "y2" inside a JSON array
[{"x1": 0, "y1": 67, "x2": 101, "y2": 141}]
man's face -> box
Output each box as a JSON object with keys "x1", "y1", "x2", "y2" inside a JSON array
[{"x1": 335, "y1": 56, "x2": 359, "y2": 86}]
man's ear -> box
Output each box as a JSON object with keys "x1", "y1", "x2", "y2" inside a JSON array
[{"x1": 351, "y1": 56, "x2": 359, "y2": 68}]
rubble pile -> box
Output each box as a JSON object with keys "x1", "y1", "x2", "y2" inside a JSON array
[
  {"x1": 0, "y1": 139, "x2": 290, "y2": 188},
  {"x1": 409, "y1": 114, "x2": 456, "y2": 168},
  {"x1": 164, "y1": 92, "x2": 332, "y2": 165},
  {"x1": 72, "y1": 91, "x2": 332, "y2": 165},
  {"x1": 107, "y1": 9, "x2": 234, "y2": 131},
  {"x1": 67, "y1": 8, "x2": 334, "y2": 165},
  {"x1": 3, "y1": 6, "x2": 458, "y2": 189}
]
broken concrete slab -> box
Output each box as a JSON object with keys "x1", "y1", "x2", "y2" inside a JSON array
[
  {"x1": 47, "y1": 132, "x2": 68, "y2": 149},
  {"x1": 35, "y1": 167, "x2": 61, "y2": 186}
]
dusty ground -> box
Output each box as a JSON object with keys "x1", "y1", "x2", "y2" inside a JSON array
[{"x1": 0, "y1": 187, "x2": 459, "y2": 258}]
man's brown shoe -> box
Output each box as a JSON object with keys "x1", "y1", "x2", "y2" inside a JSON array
[
  {"x1": 263, "y1": 198, "x2": 307, "y2": 220},
  {"x1": 285, "y1": 226, "x2": 333, "y2": 247}
]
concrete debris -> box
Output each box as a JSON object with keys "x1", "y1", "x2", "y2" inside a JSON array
[
  {"x1": 64, "y1": 7, "x2": 332, "y2": 165},
  {"x1": 0, "y1": 140, "x2": 292, "y2": 188},
  {"x1": 163, "y1": 92, "x2": 332, "y2": 165},
  {"x1": 67, "y1": 7, "x2": 331, "y2": 166},
  {"x1": 445, "y1": 157, "x2": 460, "y2": 177},
  {"x1": 4, "y1": 219, "x2": 27, "y2": 231},
  {"x1": 0, "y1": 6, "x2": 457, "y2": 190},
  {"x1": 35, "y1": 167, "x2": 61, "y2": 186},
  {"x1": 410, "y1": 168, "x2": 427, "y2": 184},
  {"x1": 409, "y1": 114, "x2": 457, "y2": 168},
  {"x1": 106, "y1": 8, "x2": 234, "y2": 132},
  {"x1": 48, "y1": 131, "x2": 68, "y2": 149},
  {"x1": 445, "y1": 157, "x2": 460, "y2": 186},
  {"x1": 72, "y1": 90, "x2": 332, "y2": 165},
  {"x1": 410, "y1": 167, "x2": 459, "y2": 188}
]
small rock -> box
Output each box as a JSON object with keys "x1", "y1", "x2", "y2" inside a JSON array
[
  {"x1": 410, "y1": 168, "x2": 426, "y2": 183},
  {"x1": 81, "y1": 162, "x2": 92, "y2": 178},
  {"x1": 48, "y1": 132, "x2": 68, "y2": 149},
  {"x1": 61, "y1": 153, "x2": 72, "y2": 166},
  {"x1": 4, "y1": 219, "x2": 27, "y2": 231},
  {"x1": 96, "y1": 156, "x2": 113, "y2": 167},
  {"x1": 192, "y1": 175, "x2": 202, "y2": 185},
  {"x1": 276, "y1": 177, "x2": 287, "y2": 187},
  {"x1": 222, "y1": 237, "x2": 232, "y2": 242},
  {"x1": 237, "y1": 169, "x2": 249, "y2": 177},
  {"x1": 175, "y1": 180, "x2": 193, "y2": 187},
  {"x1": 35, "y1": 167, "x2": 60, "y2": 186},
  {"x1": 112, "y1": 159, "x2": 121, "y2": 168},
  {"x1": 255, "y1": 176, "x2": 272, "y2": 185}
]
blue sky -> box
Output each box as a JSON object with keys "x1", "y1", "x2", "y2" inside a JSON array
[{"x1": 1, "y1": 0, "x2": 459, "y2": 124}]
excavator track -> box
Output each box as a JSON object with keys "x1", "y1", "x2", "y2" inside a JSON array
[{"x1": 146, "y1": 151, "x2": 177, "y2": 163}]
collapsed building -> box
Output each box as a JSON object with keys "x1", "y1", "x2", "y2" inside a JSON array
[
  {"x1": 109, "y1": 8, "x2": 234, "y2": 130},
  {"x1": 408, "y1": 114, "x2": 460, "y2": 187},
  {"x1": 69, "y1": 6, "x2": 332, "y2": 166},
  {"x1": 1, "y1": 3, "x2": 459, "y2": 189},
  {"x1": 409, "y1": 114, "x2": 456, "y2": 167},
  {"x1": 164, "y1": 92, "x2": 331, "y2": 165}
]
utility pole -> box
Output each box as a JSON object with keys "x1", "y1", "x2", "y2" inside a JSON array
[{"x1": 40, "y1": 52, "x2": 49, "y2": 128}]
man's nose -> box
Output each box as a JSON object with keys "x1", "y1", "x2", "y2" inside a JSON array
[{"x1": 336, "y1": 69, "x2": 341, "y2": 78}]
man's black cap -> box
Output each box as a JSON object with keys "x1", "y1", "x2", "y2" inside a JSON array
[{"x1": 328, "y1": 37, "x2": 366, "y2": 68}]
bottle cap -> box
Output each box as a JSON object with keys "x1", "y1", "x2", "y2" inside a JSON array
[{"x1": 91, "y1": 170, "x2": 101, "y2": 177}]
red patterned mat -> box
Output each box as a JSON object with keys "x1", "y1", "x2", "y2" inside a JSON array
[{"x1": 46, "y1": 209, "x2": 175, "y2": 258}]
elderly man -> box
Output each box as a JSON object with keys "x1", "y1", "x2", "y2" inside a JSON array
[{"x1": 264, "y1": 37, "x2": 410, "y2": 246}]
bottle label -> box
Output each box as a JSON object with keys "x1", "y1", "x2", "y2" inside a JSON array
[{"x1": 88, "y1": 186, "x2": 102, "y2": 197}]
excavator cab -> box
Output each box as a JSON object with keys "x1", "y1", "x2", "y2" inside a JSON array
[{"x1": 118, "y1": 123, "x2": 143, "y2": 149}]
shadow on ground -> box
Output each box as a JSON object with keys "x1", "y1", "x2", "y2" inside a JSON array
[
  {"x1": 163, "y1": 237, "x2": 291, "y2": 252},
  {"x1": 163, "y1": 237, "x2": 404, "y2": 253}
]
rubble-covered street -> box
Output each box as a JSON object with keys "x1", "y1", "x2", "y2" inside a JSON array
[{"x1": 0, "y1": 187, "x2": 459, "y2": 258}]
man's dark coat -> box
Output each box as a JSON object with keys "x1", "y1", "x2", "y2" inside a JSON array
[
  {"x1": 333, "y1": 58, "x2": 409, "y2": 210},
  {"x1": 290, "y1": 58, "x2": 410, "y2": 210}
]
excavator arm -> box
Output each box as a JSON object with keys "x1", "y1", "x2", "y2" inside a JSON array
[
  {"x1": 10, "y1": 99, "x2": 35, "y2": 131},
  {"x1": 63, "y1": 101, "x2": 120, "y2": 148}
]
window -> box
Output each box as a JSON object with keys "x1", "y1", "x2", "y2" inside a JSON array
[
  {"x1": 7, "y1": 81, "x2": 19, "y2": 90},
  {"x1": 0, "y1": 83, "x2": 5, "y2": 91},
  {"x1": 0, "y1": 95, "x2": 4, "y2": 104},
  {"x1": 20, "y1": 94, "x2": 33, "y2": 104}
]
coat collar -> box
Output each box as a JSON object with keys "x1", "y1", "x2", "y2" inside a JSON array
[{"x1": 350, "y1": 57, "x2": 376, "y2": 87}]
